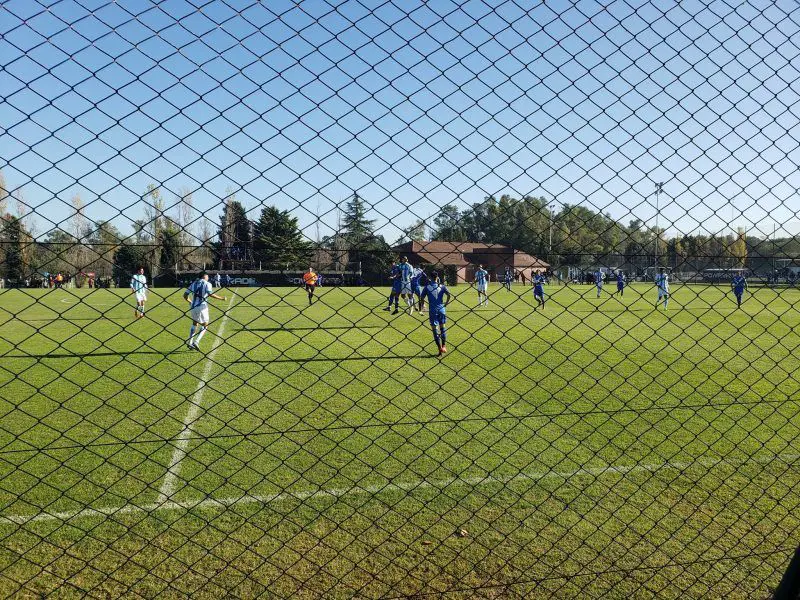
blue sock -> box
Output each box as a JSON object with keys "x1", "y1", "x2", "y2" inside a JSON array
[
  {"x1": 440, "y1": 327, "x2": 446, "y2": 344},
  {"x1": 189, "y1": 325, "x2": 196, "y2": 340}
]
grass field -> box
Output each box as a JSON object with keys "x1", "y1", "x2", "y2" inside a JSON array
[{"x1": 0, "y1": 282, "x2": 798, "y2": 598}]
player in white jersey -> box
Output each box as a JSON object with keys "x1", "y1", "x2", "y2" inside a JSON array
[
  {"x1": 130, "y1": 267, "x2": 148, "y2": 318},
  {"x1": 655, "y1": 268, "x2": 669, "y2": 310},
  {"x1": 474, "y1": 265, "x2": 489, "y2": 306},
  {"x1": 183, "y1": 272, "x2": 227, "y2": 350}
]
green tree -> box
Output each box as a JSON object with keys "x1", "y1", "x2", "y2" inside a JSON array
[
  {"x1": 217, "y1": 193, "x2": 252, "y2": 266},
  {"x1": 728, "y1": 227, "x2": 747, "y2": 268},
  {"x1": 1, "y1": 214, "x2": 25, "y2": 281},
  {"x1": 253, "y1": 206, "x2": 313, "y2": 268},
  {"x1": 342, "y1": 192, "x2": 375, "y2": 243},
  {"x1": 400, "y1": 219, "x2": 426, "y2": 243},
  {"x1": 159, "y1": 226, "x2": 181, "y2": 274},
  {"x1": 432, "y1": 204, "x2": 465, "y2": 241},
  {"x1": 113, "y1": 242, "x2": 148, "y2": 283},
  {"x1": 87, "y1": 221, "x2": 122, "y2": 278},
  {"x1": 340, "y1": 192, "x2": 391, "y2": 279}
]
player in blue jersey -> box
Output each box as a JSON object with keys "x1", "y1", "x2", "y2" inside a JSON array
[
  {"x1": 395, "y1": 256, "x2": 415, "y2": 314},
  {"x1": 384, "y1": 261, "x2": 401, "y2": 312},
  {"x1": 422, "y1": 271, "x2": 451, "y2": 357},
  {"x1": 183, "y1": 272, "x2": 227, "y2": 351},
  {"x1": 594, "y1": 270, "x2": 604, "y2": 298},
  {"x1": 532, "y1": 272, "x2": 546, "y2": 310},
  {"x1": 731, "y1": 273, "x2": 747, "y2": 308},
  {"x1": 615, "y1": 270, "x2": 626, "y2": 297},
  {"x1": 416, "y1": 268, "x2": 430, "y2": 312},
  {"x1": 474, "y1": 264, "x2": 489, "y2": 306},
  {"x1": 655, "y1": 268, "x2": 669, "y2": 310},
  {"x1": 503, "y1": 268, "x2": 513, "y2": 291}
]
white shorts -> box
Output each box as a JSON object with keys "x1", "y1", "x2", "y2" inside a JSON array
[
  {"x1": 135, "y1": 292, "x2": 147, "y2": 303},
  {"x1": 400, "y1": 283, "x2": 413, "y2": 295},
  {"x1": 658, "y1": 289, "x2": 669, "y2": 298},
  {"x1": 477, "y1": 282, "x2": 487, "y2": 292},
  {"x1": 190, "y1": 306, "x2": 210, "y2": 324}
]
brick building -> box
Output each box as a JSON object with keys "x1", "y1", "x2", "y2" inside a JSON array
[{"x1": 392, "y1": 240, "x2": 549, "y2": 283}]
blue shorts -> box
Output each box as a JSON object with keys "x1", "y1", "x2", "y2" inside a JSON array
[
  {"x1": 414, "y1": 285, "x2": 423, "y2": 297},
  {"x1": 534, "y1": 286, "x2": 544, "y2": 297},
  {"x1": 734, "y1": 289, "x2": 744, "y2": 296},
  {"x1": 429, "y1": 311, "x2": 446, "y2": 327},
  {"x1": 617, "y1": 282, "x2": 624, "y2": 290},
  {"x1": 391, "y1": 281, "x2": 402, "y2": 294}
]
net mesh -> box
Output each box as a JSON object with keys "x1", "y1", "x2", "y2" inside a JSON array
[{"x1": 0, "y1": 0, "x2": 799, "y2": 597}]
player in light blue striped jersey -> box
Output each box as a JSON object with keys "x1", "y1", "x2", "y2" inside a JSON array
[
  {"x1": 655, "y1": 268, "x2": 669, "y2": 310},
  {"x1": 130, "y1": 267, "x2": 148, "y2": 319},
  {"x1": 594, "y1": 270, "x2": 604, "y2": 298},
  {"x1": 183, "y1": 272, "x2": 227, "y2": 351},
  {"x1": 396, "y1": 256, "x2": 415, "y2": 314},
  {"x1": 474, "y1": 265, "x2": 489, "y2": 306}
]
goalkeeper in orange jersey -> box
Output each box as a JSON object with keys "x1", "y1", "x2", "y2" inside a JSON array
[{"x1": 302, "y1": 267, "x2": 318, "y2": 306}]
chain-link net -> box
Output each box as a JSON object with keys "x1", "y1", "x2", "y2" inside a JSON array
[{"x1": 1, "y1": 0, "x2": 799, "y2": 597}]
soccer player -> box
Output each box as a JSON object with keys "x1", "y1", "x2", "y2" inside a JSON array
[
  {"x1": 595, "y1": 270, "x2": 604, "y2": 298},
  {"x1": 411, "y1": 265, "x2": 424, "y2": 310},
  {"x1": 130, "y1": 267, "x2": 148, "y2": 318},
  {"x1": 302, "y1": 267, "x2": 318, "y2": 305},
  {"x1": 503, "y1": 268, "x2": 513, "y2": 291},
  {"x1": 732, "y1": 272, "x2": 747, "y2": 308},
  {"x1": 397, "y1": 256, "x2": 415, "y2": 314},
  {"x1": 214, "y1": 272, "x2": 221, "y2": 288},
  {"x1": 416, "y1": 268, "x2": 430, "y2": 312},
  {"x1": 184, "y1": 272, "x2": 227, "y2": 350},
  {"x1": 655, "y1": 267, "x2": 669, "y2": 310},
  {"x1": 384, "y1": 261, "x2": 401, "y2": 312},
  {"x1": 475, "y1": 264, "x2": 489, "y2": 306},
  {"x1": 533, "y1": 272, "x2": 546, "y2": 310},
  {"x1": 615, "y1": 270, "x2": 626, "y2": 297},
  {"x1": 422, "y1": 270, "x2": 451, "y2": 357}
]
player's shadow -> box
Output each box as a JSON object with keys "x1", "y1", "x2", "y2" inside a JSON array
[
  {"x1": 241, "y1": 324, "x2": 383, "y2": 332},
  {"x1": 2, "y1": 349, "x2": 174, "y2": 359},
  {"x1": 234, "y1": 353, "x2": 423, "y2": 364}
]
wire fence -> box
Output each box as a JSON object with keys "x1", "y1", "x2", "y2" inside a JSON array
[{"x1": 1, "y1": 0, "x2": 799, "y2": 597}]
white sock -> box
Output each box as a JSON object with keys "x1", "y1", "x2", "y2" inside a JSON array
[{"x1": 195, "y1": 326, "x2": 207, "y2": 344}]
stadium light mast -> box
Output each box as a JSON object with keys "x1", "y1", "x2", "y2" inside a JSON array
[{"x1": 655, "y1": 182, "x2": 664, "y2": 272}]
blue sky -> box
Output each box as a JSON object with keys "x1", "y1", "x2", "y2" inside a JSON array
[{"x1": 1, "y1": 0, "x2": 799, "y2": 244}]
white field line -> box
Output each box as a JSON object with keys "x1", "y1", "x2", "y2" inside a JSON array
[
  {"x1": 2, "y1": 451, "x2": 797, "y2": 527},
  {"x1": 157, "y1": 296, "x2": 235, "y2": 503},
  {"x1": 60, "y1": 298, "x2": 113, "y2": 306}
]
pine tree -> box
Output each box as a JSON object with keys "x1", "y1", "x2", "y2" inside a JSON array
[
  {"x1": 253, "y1": 206, "x2": 312, "y2": 268},
  {"x1": 1, "y1": 214, "x2": 25, "y2": 281},
  {"x1": 159, "y1": 226, "x2": 181, "y2": 274},
  {"x1": 342, "y1": 192, "x2": 375, "y2": 244},
  {"x1": 217, "y1": 192, "x2": 252, "y2": 266}
]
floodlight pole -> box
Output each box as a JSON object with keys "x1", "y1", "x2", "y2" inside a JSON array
[{"x1": 655, "y1": 182, "x2": 664, "y2": 272}]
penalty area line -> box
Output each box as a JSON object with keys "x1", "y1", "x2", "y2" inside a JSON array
[
  {"x1": 157, "y1": 295, "x2": 235, "y2": 504},
  {"x1": 1, "y1": 451, "x2": 797, "y2": 526}
]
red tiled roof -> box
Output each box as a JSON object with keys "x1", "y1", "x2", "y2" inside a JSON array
[{"x1": 393, "y1": 241, "x2": 549, "y2": 269}]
